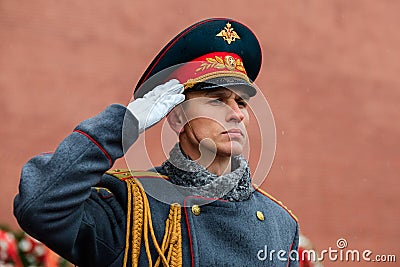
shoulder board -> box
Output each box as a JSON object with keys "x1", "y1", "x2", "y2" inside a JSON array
[
  {"x1": 105, "y1": 169, "x2": 169, "y2": 180},
  {"x1": 254, "y1": 186, "x2": 298, "y2": 223}
]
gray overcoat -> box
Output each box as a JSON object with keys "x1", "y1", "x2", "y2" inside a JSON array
[{"x1": 14, "y1": 104, "x2": 299, "y2": 267}]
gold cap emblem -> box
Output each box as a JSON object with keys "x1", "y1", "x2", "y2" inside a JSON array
[{"x1": 216, "y1": 22, "x2": 241, "y2": 44}]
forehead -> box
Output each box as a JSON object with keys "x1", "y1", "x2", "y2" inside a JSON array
[{"x1": 185, "y1": 86, "x2": 251, "y2": 100}]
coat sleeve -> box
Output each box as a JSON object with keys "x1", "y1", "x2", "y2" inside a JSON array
[{"x1": 13, "y1": 104, "x2": 138, "y2": 266}]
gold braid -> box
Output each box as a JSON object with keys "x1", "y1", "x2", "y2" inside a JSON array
[{"x1": 122, "y1": 176, "x2": 182, "y2": 267}]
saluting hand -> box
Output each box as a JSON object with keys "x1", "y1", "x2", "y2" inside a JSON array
[{"x1": 127, "y1": 79, "x2": 185, "y2": 133}]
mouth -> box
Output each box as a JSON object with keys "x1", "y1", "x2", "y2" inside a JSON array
[{"x1": 222, "y1": 128, "x2": 244, "y2": 139}]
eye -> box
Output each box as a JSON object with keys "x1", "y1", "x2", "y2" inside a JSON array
[
  {"x1": 236, "y1": 99, "x2": 247, "y2": 108},
  {"x1": 208, "y1": 98, "x2": 223, "y2": 105}
]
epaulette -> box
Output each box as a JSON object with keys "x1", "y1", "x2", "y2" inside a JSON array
[
  {"x1": 254, "y1": 186, "x2": 298, "y2": 223},
  {"x1": 105, "y1": 169, "x2": 169, "y2": 180}
]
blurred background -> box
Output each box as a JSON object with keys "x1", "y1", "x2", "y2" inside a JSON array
[{"x1": 1, "y1": 0, "x2": 399, "y2": 266}]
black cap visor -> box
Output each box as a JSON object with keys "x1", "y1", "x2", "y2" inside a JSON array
[{"x1": 185, "y1": 76, "x2": 257, "y2": 97}]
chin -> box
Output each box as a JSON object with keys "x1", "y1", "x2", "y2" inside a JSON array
[
  {"x1": 218, "y1": 142, "x2": 244, "y2": 157},
  {"x1": 230, "y1": 148, "x2": 244, "y2": 156}
]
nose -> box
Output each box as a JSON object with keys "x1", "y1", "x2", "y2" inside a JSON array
[{"x1": 226, "y1": 101, "x2": 245, "y2": 123}]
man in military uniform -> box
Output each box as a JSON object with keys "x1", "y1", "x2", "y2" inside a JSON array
[{"x1": 14, "y1": 18, "x2": 299, "y2": 266}]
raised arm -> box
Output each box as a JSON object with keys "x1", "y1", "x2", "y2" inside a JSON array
[{"x1": 14, "y1": 80, "x2": 184, "y2": 266}]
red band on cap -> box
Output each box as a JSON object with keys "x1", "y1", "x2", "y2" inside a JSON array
[{"x1": 169, "y1": 52, "x2": 249, "y2": 89}]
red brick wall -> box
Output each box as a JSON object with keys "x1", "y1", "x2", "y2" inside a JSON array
[{"x1": 1, "y1": 1, "x2": 399, "y2": 266}]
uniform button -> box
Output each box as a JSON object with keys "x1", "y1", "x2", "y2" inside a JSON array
[
  {"x1": 256, "y1": 211, "x2": 265, "y2": 221},
  {"x1": 191, "y1": 205, "x2": 201, "y2": 216}
]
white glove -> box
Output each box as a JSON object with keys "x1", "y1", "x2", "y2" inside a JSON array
[{"x1": 127, "y1": 79, "x2": 185, "y2": 133}]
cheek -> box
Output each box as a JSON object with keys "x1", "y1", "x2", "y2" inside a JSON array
[
  {"x1": 242, "y1": 110, "x2": 250, "y2": 127},
  {"x1": 185, "y1": 107, "x2": 225, "y2": 127},
  {"x1": 188, "y1": 108, "x2": 225, "y2": 122},
  {"x1": 189, "y1": 118, "x2": 223, "y2": 136}
]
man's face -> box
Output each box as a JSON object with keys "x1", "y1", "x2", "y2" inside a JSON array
[{"x1": 179, "y1": 87, "x2": 250, "y2": 158}]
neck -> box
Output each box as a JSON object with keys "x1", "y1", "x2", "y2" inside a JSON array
[
  {"x1": 180, "y1": 142, "x2": 232, "y2": 176},
  {"x1": 199, "y1": 155, "x2": 232, "y2": 176}
]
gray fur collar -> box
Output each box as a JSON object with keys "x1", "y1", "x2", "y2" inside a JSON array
[{"x1": 161, "y1": 143, "x2": 254, "y2": 202}]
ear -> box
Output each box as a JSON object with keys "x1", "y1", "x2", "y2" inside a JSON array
[{"x1": 167, "y1": 105, "x2": 186, "y2": 134}]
